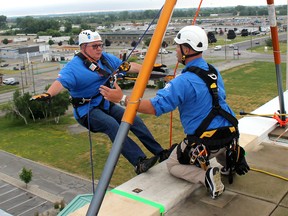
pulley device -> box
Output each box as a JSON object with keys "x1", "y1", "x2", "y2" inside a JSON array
[{"x1": 240, "y1": 110, "x2": 288, "y2": 128}]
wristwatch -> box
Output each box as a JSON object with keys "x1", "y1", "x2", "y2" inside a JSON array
[{"x1": 120, "y1": 95, "x2": 127, "y2": 106}]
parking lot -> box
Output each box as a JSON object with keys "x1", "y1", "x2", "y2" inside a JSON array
[{"x1": 0, "y1": 180, "x2": 54, "y2": 216}]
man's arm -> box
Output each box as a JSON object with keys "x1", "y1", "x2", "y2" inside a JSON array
[
  {"x1": 132, "y1": 98, "x2": 156, "y2": 115},
  {"x1": 127, "y1": 62, "x2": 141, "y2": 73},
  {"x1": 99, "y1": 81, "x2": 156, "y2": 115},
  {"x1": 46, "y1": 80, "x2": 64, "y2": 97}
]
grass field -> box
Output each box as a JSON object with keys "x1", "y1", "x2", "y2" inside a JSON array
[{"x1": 0, "y1": 60, "x2": 286, "y2": 187}]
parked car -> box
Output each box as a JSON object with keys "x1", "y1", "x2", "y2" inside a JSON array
[
  {"x1": 0, "y1": 63, "x2": 9, "y2": 67},
  {"x1": 138, "y1": 54, "x2": 145, "y2": 60},
  {"x1": 228, "y1": 44, "x2": 234, "y2": 48},
  {"x1": 159, "y1": 48, "x2": 169, "y2": 54},
  {"x1": 13, "y1": 65, "x2": 25, "y2": 70},
  {"x1": 3, "y1": 78, "x2": 19, "y2": 85},
  {"x1": 214, "y1": 45, "x2": 222, "y2": 51}
]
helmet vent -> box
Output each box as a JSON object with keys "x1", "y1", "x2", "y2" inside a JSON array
[
  {"x1": 197, "y1": 42, "x2": 203, "y2": 48},
  {"x1": 177, "y1": 33, "x2": 181, "y2": 39}
]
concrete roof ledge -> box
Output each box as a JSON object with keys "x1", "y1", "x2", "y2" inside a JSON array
[
  {"x1": 115, "y1": 162, "x2": 202, "y2": 212},
  {"x1": 238, "y1": 90, "x2": 288, "y2": 148},
  {"x1": 65, "y1": 91, "x2": 288, "y2": 215}
]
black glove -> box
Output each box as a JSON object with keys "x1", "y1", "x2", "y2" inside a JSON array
[
  {"x1": 235, "y1": 146, "x2": 250, "y2": 175},
  {"x1": 118, "y1": 61, "x2": 131, "y2": 72},
  {"x1": 30, "y1": 92, "x2": 51, "y2": 101},
  {"x1": 152, "y1": 63, "x2": 167, "y2": 73}
]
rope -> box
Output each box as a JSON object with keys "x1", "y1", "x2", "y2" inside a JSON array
[
  {"x1": 169, "y1": 62, "x2": 178, "y2": 147},
  {"x1": 87, "y1": 102, "x2": 95, "y2": 193},
  {"x1": 85, "y1": 5, "x2": 164, "y2": 194},
  {"x1": 192, "y1": 0, "x2": 204, "y2": 25},
  {"x1": 125, "y1": 6, "x2": 164, "y2": 61},
  {"x1": 169, "y1": 0, "x2": 203, "y2": 146},
  {"x1": 251, "y1": 167, "x2": 288, "y2": 181}
]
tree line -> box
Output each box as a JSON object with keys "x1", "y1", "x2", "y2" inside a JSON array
[{"x1": 0, "y1": 5, "x2": 287, "y2": 36}]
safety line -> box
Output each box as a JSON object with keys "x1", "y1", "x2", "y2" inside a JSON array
[
  {"x1": 110, "y1": 189, "x2": 165, "y2": 215},
  {"x1": 169, "y1": 0, "x2": 203, "y2": 147},
  {"x1": 125, "y1": 5, "x2": 163, "y2": 61},
  {"x1": 251, "y1": 167, "x2": 288, "y2": 181},
  {"x1": 192, "y1": 0, "x2": 203, "y2": 25}
]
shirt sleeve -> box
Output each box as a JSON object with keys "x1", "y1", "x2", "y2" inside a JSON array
[{"x1": 150, "y1": 75, "x2": 189, "y2": 116}]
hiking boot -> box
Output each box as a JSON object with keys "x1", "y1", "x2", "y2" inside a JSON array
[
  {"x1": 205, "y1": 167, "x2": 225, "y2": 199},
  {"x1": 158, "y1": 144, "x2": 178, "y2": 163},
  {"x1": 135, "y1": 156, "x2": 158, "y2": 175},
  {"x1": 220, "y1": 166, "x2": 236, "y2": 176}
]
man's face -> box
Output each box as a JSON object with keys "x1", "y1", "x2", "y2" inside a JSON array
[{"x1": 84, "y1": 41, "x2": 104, "y2": 60}]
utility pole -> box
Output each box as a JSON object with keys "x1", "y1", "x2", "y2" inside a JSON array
[
  {"x1": 31, "y1": 63, "x2": 36, "y2": 94},
  {"x1": 286, "y1": 0, "x2": 288, "y2": 90}
]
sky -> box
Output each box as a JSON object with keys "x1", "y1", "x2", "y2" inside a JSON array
[{"x1": 1, "y1": 0, "x2": 287, "y2": 17}]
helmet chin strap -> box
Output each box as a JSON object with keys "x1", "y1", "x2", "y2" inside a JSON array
[
  {"x1": 82, "y1": 44, "x2": 98, "y2": 62},
  {"x1": 180, "y1": 44, "x2": 201, "y2": 65}
]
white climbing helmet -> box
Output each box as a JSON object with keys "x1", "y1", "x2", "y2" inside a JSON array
[
  {"x1": 174, "y1": 26, "x2": 208, "y2": 52},
  {"x1": 78, "y1": 30, "x2": 102, "y2": 46}
]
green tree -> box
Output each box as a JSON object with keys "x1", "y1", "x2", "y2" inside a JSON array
[
  {"x1": 2, "y1": 38, "x2": 9, "y2": 44},
  {"x1": 131, "y1": 40, "x2": 137, "y2": 48},
  {"x1": 68, "y1": 37, "x2": 75, "y2": 45},
  {"x1": 64, "y1": 21, "x2": 72, "y2": 33},
  {"x1": 144, "y1": 38, "x2": 151, "y2": 47},
  {"x1": 105, "y1": 39, "x2": 111, "y2": 47},
  {"x1": 19, "y1": 167, "x2": 33, "y2": 188},
  {"x1": 265, "y1": 38, "x2": 273, "y2": 47},
  {"x1": 48, "y1": 39, "x2": 54, "y2": 45},
  {"x1": 162, "y1": 41, "x2": 168, "y2": 48},
  {"x1": 3, "y1": 87, "x2": 70, "y2": 125},
  {"x1": 0, "y1": 15, "x2": 7, "y2": 29}
]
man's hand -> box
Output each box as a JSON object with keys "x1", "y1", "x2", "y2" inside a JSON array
[
  {"x1": 30, "y1": 92, "x2": 51, "y2": 101},
  {"x1": 153, "y1": 63, "x2": 167, "y2": 73},
  {"x1": 99, "y1": 81, "x2": 123, "y2": 103}
]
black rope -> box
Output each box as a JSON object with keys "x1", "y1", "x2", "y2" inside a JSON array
[
  {"x1": 125, "y1": 5, "x2": 164, "y2": 61},
  {"x1": 87, "y1": 102, "x2": 96, "y2": 193},
  {"x1": 85, "y1": 5, "x2": 164, "y2": 194}
]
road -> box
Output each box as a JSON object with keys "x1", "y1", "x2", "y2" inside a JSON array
[
  {"x1": 1, "y1": 32, "x2": 287, "y2": 104},
  {"x1": 0, "y1": 150, "x2": 94, "y2": 216}
]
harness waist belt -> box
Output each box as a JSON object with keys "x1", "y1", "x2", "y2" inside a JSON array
[
  {"x1": 69, "y1": 92, "x2": 102, "y2": 108},
  {"x1": 187, "y1": 126, "x2": 238, "y2": 150}
]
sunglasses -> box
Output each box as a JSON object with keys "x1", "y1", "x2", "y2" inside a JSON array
[{"x1": 89, "y1": 43, "x2": 104, "y2": 49}]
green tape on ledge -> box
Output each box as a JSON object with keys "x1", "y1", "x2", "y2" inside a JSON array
[{"x1": 110, "y1": 189, "x2": 165, "y2": 215}]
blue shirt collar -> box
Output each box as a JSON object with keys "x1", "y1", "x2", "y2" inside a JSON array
[{"x1": 182, "y1": 57, "x2": 207, "y2": 73}]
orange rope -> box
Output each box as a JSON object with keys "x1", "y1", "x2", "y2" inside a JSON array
[
  {"x1": 169, "y1": 0, "x2": 204, "y2": 147},
  {"x1": 169, "y1": 62, "x2": 179, "y2": 147},
  {"x1": 192, "y1": 0, "x2": 203, "y2": 25}
]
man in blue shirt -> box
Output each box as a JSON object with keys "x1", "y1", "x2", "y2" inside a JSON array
[
  {"x1": 100, "y1": 26, "x2": 249, "y2": 199},
  {"x1": 32, "y1": 30, "x2": 169, "y2": 175}
]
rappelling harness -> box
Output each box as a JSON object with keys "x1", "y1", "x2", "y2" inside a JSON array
[
  {"x1": 69, "y1": 52, "x2": 120, "y2": 122},
  {"x1": 176, "y1": 64, "x2": 241, "y2": 179},
  {"x1": 69, "y1": 53, "x2": 117, "y2": 107}
]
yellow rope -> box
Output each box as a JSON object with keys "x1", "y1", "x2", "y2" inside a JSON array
[{"x1": 250, "y1": 167, "x2": 288, "y2": 181}]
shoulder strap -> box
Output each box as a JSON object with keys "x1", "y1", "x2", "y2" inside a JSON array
[
  {"x1": 188, "y1": 64, "x2": 219, "y2": 107},
  {"x1": 186, "y1": 64, "x2": 238, "y2": 137},
  {"x1": 76, "y1": 52, "x2": 111, "y2": 78}
]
